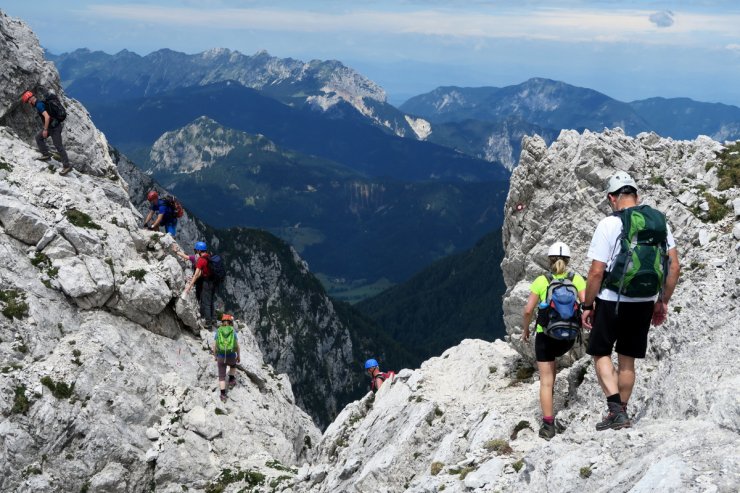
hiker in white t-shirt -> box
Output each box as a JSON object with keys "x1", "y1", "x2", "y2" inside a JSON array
[{"x1": 581, "y1": 171, "x2": 680, "y2": 431}]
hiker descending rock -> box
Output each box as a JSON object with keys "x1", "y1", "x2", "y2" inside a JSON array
[
  {"x1": 21, "y1": 90, "x2": 73, "y2": 175},
  {"x1": 181, "y1": 241, "x2": 225, "y2": 327},
  {"x1": 521, "y1": 241, "x2": 586, "y2": 440},
  {"x1": 581, "y1": 171, "x2": 680, "y2": 431},
  {"x1": 365, "y1": 359, "x2": 395, "y2": 393},
  {"x1": 143, "y1": 190, "x2": 180, "y2": 236},
  {"x1": 212, "y1": 313, "x2": 240, "y2": 402}
]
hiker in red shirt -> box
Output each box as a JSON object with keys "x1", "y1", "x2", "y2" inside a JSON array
[{"x1": 183, "y1": 241, "x2": 217, "y2": 326}]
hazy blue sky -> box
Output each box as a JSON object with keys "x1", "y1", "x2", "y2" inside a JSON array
[{"x1": 4, "y1": 1, "x2": 740, "y2": 106}]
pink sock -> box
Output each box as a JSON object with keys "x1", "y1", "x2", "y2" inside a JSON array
[{"x1": 543, "y1": 416, "x2": 554, "y2": 425}]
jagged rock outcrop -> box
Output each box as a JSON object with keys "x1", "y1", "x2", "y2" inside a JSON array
[
  {"x1": 0, "y1": 11, "x2": 320, "y2": 492},
  {"x1": 296, "y1": 129, "x2": 738, "y2": 492}
]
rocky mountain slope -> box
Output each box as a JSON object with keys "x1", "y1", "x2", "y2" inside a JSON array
[
  {"x1": 0, "y1": 11, "x2": 323, "y2": 492},
  {"x1": 295, "y1": 129, "x2": 739, "y2": 492}
]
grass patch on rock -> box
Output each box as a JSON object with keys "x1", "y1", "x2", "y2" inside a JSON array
[
  {"x1": 483, "y1": 438, "x2": 513, "y2": 455},
  {"x1": 64, "y1": 209, "x2": 101, "y2": 230},
  {"x1": 0, "y1": 289, "x2": 29, "y2": 320},
  {"x1": 40, "y1": 376, "x2": 75, "y2": 399},
  {"x1": 580, "y1": 466, "x2": 592, "y2": 479},
  {"x1": 205, "y1": 468, "x2": 265, "y2": 493},
  {"x1": 430, "y1": 462, "x2": 444, "y2": 476},
  {"x1": 714, "y1": 141, "x2": 740, "y2": 191},
  {"x1": 125, "y1": 269, "x2": 147, "y2": 282},
  {"x1": 12, "y1": 385, "x2": 31, "y2": 414},
  {"x1": 512, "y1": 459, "x2": 525, "y2": 472}
]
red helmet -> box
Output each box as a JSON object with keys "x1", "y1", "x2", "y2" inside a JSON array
[
  {"x1": 21, "y1": 91, "x2": 33, "y2": 104},
  {"x1": 221, "y1": 314, "x2": 234, "y2": 322},
  {"x1": 147, "y1": 191, "x2": 159, "y2": 202}
]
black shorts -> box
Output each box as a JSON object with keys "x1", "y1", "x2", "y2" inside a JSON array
[
  {"x1": 535, "y1": 332, "x2": 575, "y2": 362},
  {"x1": 587, "y1": 299, "x2": 654, "y2": 358}
]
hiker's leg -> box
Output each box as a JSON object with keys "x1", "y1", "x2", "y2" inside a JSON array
[
  {"x1": 49, "y1": 124, "x2": 70, "y2": 166},
  {"x1": 199, "y1": 280, "x2": 213, "y2": 320},
  {"x1": 593, "y1": 355, "x2": 619, "y2": 396},
  {"x1": 165, "y1": 222, "x2": 176, "y2": 236},
  {"x1": 35, "y1": 129, "x2": 50, "y2": 154},
  {"x1": 617, "y1": 354, "x2": 636, "y2": 404},
  {"x1": 217, "y1": 358, "x2": 227, "y2": 390},
  {"x1": 538, "y1": 361, "x2": 556, "y2": 417}
]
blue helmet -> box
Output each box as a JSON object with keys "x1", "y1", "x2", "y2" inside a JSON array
[
  {"x1": 364, "y1": 358, "x2": 379, "y2": 370},
  {"x1": 194, "y1": 241, "x2": 207, "y2": 251}
]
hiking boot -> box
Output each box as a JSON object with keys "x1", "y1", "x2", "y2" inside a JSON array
[
  {"x1": 50, "y1": 151, "x2": 61, "y2": 160},
  {"x1": 37, "y1": 153, "x2": 52, "y2": 161},
  {"x1": 539, "y1": 421, "x2": 556, "y2": 440},
  {"x1": 228, "y1": 377, "x2": 236, "y2": 390},
  {"x1": 60, "y1": 166, "x2": 73, "y2": 176},
  {"x1": 596, "y1": 402, "x2": 631, "y2": 431},
  {"x1": 219, "y1": 393, "x2": 228, "y2": 403}
]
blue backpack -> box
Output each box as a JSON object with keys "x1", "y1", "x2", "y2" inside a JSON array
[{"x1": 543, "y1": 272, "x2": 582, "y2": 340}]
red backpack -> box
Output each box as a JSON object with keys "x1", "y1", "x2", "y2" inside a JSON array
[{"x1": 164, "y1": 196, "x2": 185, "y2": 218}]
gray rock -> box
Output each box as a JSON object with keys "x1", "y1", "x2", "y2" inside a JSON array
[
  {"x1": 146, "y1": 427, "x2": 160, "y2": 441},
  {"x1": 733, "y1": 197, "x2": 740, "y2": 217},
  {"x1": 0, "y1": 194, "x2": 49, "y2": 244}
]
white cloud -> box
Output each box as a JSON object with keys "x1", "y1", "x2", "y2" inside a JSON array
[
  {"x1": 726, "y1": 43, "x2": 740, "y2": 52},
  {"x1": 84, "y1": 4, "x2": 740, "y2": 45},
  {"x1": 649, "y1": 10, "x2": 674, "y2": 28}
]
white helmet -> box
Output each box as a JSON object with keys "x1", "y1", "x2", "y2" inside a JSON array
[
  {"x1": 548, "y1": 241, "x2": 571, "y2": 258},
  {"x1": 606, "y1": 171, "x2": 638, "y2": 194}
]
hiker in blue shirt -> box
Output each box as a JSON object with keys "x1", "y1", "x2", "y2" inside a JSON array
[
  {"x1": 143, "y1": 190, "x2": 177, "y2": 236},
  {"x1": 21, "y1": 90, "x2": 72, "y2": 175}
]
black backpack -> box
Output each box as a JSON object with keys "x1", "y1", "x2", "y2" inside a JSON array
[
  {"x1": 207, "y1": 254, "x2": 226, "y2": 282},
  {"x1": 44, "y1": 94, "x2": 67, "y2": 122}
]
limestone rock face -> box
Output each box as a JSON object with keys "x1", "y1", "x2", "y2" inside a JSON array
[
  {"x1": 0, "y1": 11, "x2": 319, "y2": 493},
  {"x1": 296, "y1": 129, "x2": 738, "y2": 492}
]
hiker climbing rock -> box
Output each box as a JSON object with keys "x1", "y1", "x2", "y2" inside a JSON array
[
  {"x1": 143, "y1": 190, "x2": 179, "y2": 236},
  {"x1": 521, "y1": 241, "x2": 586, "y2": 440},
  {"x1": 213, "y1": 314, "x2": 240, "y2": 402},
  {"x1": 365, "y1": 359, "x2": 394, "y2": 393},
  {"x1": 21, "y1": 90, "x2": 73, "y2": 175},
  {"x1": 182, "y1": 241, "x2": 225, "y2": 327},
  {"x1": 581, "y1": 171, "x2": 680, "y2": 431}
]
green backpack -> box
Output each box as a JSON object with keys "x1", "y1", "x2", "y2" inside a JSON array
[
  {"x1": 215, "y1": 325, "x2": 236, "y2": 354},
  {"x1": 603, "y1": 204, "x2": 668, "y2": 298}
]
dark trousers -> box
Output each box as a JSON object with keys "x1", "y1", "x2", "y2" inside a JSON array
[
  {"x1": 36, "y1": 123, "x2": 70, "y2": 166},
  {"x1": 199, "y1": 278, "x2": 218, "y2": 324}
]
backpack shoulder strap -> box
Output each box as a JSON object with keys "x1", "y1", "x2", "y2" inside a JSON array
[
  {"x1": 567, "y1": 271, "x2": 575, "y2": 281},
  {"x1": 545, "y1": 272, "x2": 553, "y2": 283}
]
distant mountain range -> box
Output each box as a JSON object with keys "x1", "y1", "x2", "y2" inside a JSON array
[
  {"x1": 400, "y1": 78, "x2": 740, "y2": 142},
  {"x1": 47, "y1": 48, "x2": 426, "y2": 139}
]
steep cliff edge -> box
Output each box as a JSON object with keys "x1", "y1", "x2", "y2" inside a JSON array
[
  {"x1": 297, "y1": 129, "x2": 738, "y2": 492},
  {"x1": 0, "y1": 11, "x2": 320, "y2": 492}
]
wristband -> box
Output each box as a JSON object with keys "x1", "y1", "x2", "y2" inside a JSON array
[{"x1": 580, "y1": 302, "x2": 594, "y2": 311}]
